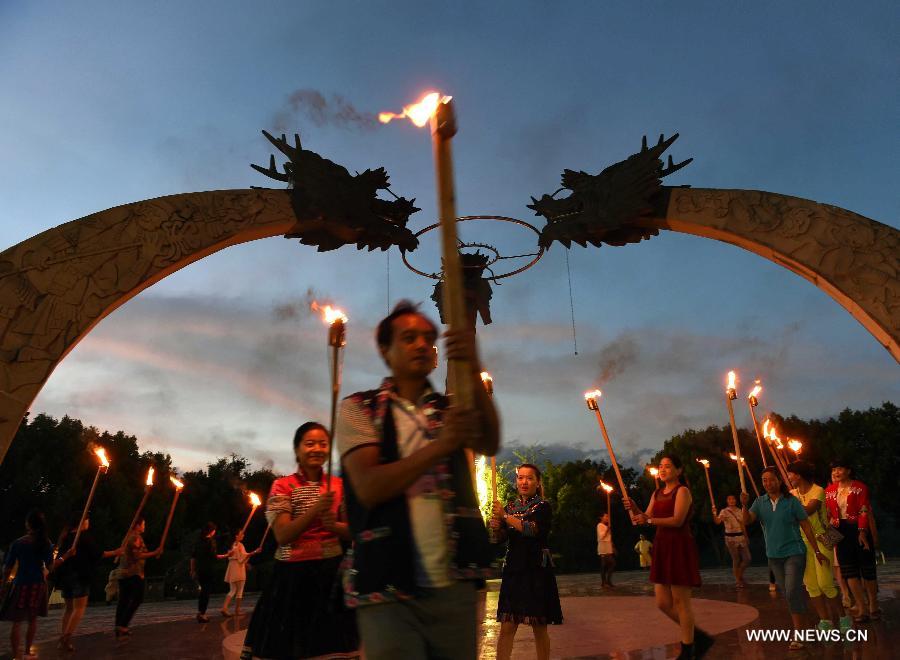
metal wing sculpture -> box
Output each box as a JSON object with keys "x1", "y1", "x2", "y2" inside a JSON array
[
  {"x1": 251, "y1": 130, "x2": 419, "y2": 252},
  {"x1": 529, "y1": 133, "x2": 692, "y2": 248}
]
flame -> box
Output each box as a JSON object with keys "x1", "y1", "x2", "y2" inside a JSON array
[
  {"x1": 762, "y1": 418, "x2": 771, "y2": 437},
  {"x1": 749, "y1": 384, "x2": 762, "y2": 399},
  {"x1": 475, "y1": 455, "x2": 490, "y2": 521},
  {"x1": 729, "y1": 453, "x2": 746, "y2": 464},
  {"x1": 94, "y1": 447, "x2": 110, "y2": 468},
  {"x1": 170, "y1": 476, "x2": 184, "y2": 490},
  {"x1": 379, "y1": 91, "x2": 452, "y2": 127},
  {"x1": 584, "y1": 389, "x2": 602, "y2": 401},
  {"x1": 248, "y1": 491, "x2": 262, "y2": 507},
  {"x1": 311, "y1": 301, "x2": 348, "y2": 325},
  {"x1": 480, "y1": 371, "x2": 492, "y2": 384},
  {"x1": 647, "y1": 466, "x2": 659, "y2": 477},
  {"x1": 598, "y1": 480, "x2": 614, "y2": 494},
  {"x1": 726, "y1": 370, "x2": 737, "y2": 391},
  {"x1": 146, "y1": 467, "x2": 155, "y2": 487},
  {"x1": 787, "y1": 439, "x2": 802, "y2": 454},
  {"x1": 697, "y1": 459, "x2": 710, "y2": 468}
]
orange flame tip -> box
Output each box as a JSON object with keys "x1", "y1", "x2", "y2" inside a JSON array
[
  {"x1": 480, "y1": 371, "x2": 492, "y2": 383},
  {"x1": 787, "y1": 439, "x2": 802, "y2": 453},
  {"x1": 697, "y1": 459, "x2": 710, "y2": 468},
  {"x1": 584, "y1": 389, "x2": 602, "y2": 400},
  {"x1": 598, "y1": 480, "x2": 614, "y2": 493},
  {"x1": 146, "y1": 466, "x2": 155, "y2": 487},
  {"x1": 647, "y1": 466, "x2": 659, "y2": 477},
  {"x1": 170, "y1": 476, "x2": 184, "y2": 490},
  {"x1": 249, "y1": 492, "x2": 262, "y2": 507},
  {"x1": 311, "y1": 301, "x2": 348, "y2": 325},
  {"x1": 749, "y1": 385, "x2": 762, "y2": 399},
  {"x1": 379, "y1": 91, "x2": 452, "y2": 127},
  {"x1": 94, "y1": 447, "x2": 110, "y2": 468}
]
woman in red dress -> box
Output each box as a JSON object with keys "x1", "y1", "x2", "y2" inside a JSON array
[{"x1": 627, "y1": 455, "x2": 713, "y2": 659}]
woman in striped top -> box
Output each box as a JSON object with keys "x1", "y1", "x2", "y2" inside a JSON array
[{"x1": 240, "y1": 422, "x2": 358, "y2": 659}]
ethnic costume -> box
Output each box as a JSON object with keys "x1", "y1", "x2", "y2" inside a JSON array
[
  {"x1": 336, "y1": 377, "x2": 498, "y2": 659},
  {"x1": 649, "y1": 486, "x2": 701, "y2": 588},
  {"x1": 240, "y1": 472, "x2": 357, "y2": 660},
  {"x1": 495, "y1": 495, "x2": 562, "y2": 625}
]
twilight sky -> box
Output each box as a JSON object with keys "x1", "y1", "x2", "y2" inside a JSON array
[{"x1": 2, "y1": 1, "x2": 897, "y2": 475}]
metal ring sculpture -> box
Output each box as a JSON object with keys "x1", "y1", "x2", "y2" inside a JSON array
[{"x1": 401, "y1": 215, "x2": 545, "y2": 281}]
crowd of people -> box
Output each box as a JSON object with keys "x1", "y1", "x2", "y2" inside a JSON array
[{"x1": 0, "y1": 300, "x2": 888, "y2": 660}]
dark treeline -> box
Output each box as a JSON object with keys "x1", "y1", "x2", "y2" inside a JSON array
[
  {"x1": 496, "y1": 403, "x2": 898, "y2": 573},
  {"x1": 1, "y1": 403, "x2": 896, "y2": 599},
  {"x1": 0, "y1": 413, "x2": 276, "y2": 601}
]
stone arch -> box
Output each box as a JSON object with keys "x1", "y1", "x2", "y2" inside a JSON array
[{"x1": 0, "y1": 187, "x2": 896, "y2": 463}]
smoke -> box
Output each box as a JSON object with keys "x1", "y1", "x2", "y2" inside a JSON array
[
  {"x1": 272, "y1": 288, "x2": 322, "y2": 322},
  {"x1": 596, "y1": 334, "x2": 639, "y2": 385},
  {"x1": 271, "y1": 90, "x2": 378, "y2": 133}
]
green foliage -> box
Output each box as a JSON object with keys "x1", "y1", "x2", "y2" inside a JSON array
[{"x1": 0, "y1": 413, "x2": 276, "y2": 600}]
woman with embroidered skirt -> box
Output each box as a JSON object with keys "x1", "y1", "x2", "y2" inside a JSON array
[
  {"x1": 240, "y1": 422, "x2": 358, "y2": 660},
  {"x1": 626, "y1": 456, "x2": 714, "y2": 660},
  {"x1": 491, "y1": 463, "x2": 561, "y2": 660}
]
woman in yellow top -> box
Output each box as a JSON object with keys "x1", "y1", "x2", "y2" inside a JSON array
[
  {"x1": 787, "y1": 461, "x2": 851, "y2": 633},
  {"x1": 634, "y1": 535, "x2": 652, "y2": 568}
]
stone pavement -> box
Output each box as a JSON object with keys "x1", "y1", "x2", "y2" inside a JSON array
[{"x1": 2, "y1": 562, "x2": 897, "y2": 659}]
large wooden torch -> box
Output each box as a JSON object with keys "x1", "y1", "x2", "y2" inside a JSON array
[
  {"x1": 730, "y1": 453, "x2": 761, "y2": 497},
  {"x1": 747, "y1": 384, "x2": 769, "y2": 467},
  {"x1": 480, "y1": 371, "x2": 497, "y2": 501}
]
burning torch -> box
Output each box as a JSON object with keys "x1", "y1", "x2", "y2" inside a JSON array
[
  {"x1": 724, "y1": 371, "x2": 747, "y2": 494},
  {"x1": 697, "y1": 459, "x2": 716, "y2": 515},
  {"x1": 787, "y1": 439, "x2": 803, "y2": 460},
  {"x1": 598, "y1": 480, "x2": 615, "y2": 534},
  {"x1": 381, "y1": 92, "x2": 473, "y2": 407},
  {"x1": 646, "y1": 465, "x2": 661, "y2": 489},
  {"x1": 584, "y1": 390, "x2": 636, "y2": 525},
  {"x1": 121, "y1": 466, "x2": 155, "y2": 550},
  {"x1": 480, "y1": 371, "x2": 497, "y2": 502},
  {"x1": 73, "y1": 446, "x2": 110, "y2": 550},
  {"x1": 312, "y1": 302, "x2": 348, "y2": 491},
  {"x1": 241, "y1": 491, "x2": 262, "y2": 536},
  {"x1": 158, "y1": 475, "x2": 184, "y2": 553},
  {"x1": 763, "y1": 419, "x2": 792, "y2": 485},
  {"x1": 747, "y1": 383, "x2": 769, "y2": 467}
]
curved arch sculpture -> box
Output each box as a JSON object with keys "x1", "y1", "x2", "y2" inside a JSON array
[{"x1": 0, "y1": 187, "x2": 897, "y2": 463}]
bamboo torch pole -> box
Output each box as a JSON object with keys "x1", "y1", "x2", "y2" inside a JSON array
[
  {"x1": 724, "y1": 371, "x2": 747, "y2": 494},
  {"x1": 431, "y1": 99, "x2": 474, "y2": 408},
  {"x1": 747, "y1": 385, "x2": 768, "y2": 466},
  {"x1": 697, "y1": 459, "x2": 717, "y2": 515},
  {"x1": 74, "y1": 448, "x2": 110, "y2": 550},
  {"x1": 585, "y1": 391, "x2": 637, "y2": 525},
  {"x1": 480, "y1": 372, "x2": 497, "y2": 501}
]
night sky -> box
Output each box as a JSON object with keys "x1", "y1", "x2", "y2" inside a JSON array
[{"x1": 2, "y1": 2, "x2": 897, "y2": 475}]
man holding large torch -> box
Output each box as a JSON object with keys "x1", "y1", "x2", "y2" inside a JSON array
[{"x1": 336, "y1": 300, "x2": 500, "y2": 659}]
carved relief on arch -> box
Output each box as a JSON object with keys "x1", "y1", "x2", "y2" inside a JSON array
[{"x1": 660, "y1": 188, "x2": 899, "y2": 361}]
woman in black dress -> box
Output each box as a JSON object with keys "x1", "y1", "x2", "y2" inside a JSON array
[{"x1": 491, "y1": 463, "x2": 562, "y2": 660}]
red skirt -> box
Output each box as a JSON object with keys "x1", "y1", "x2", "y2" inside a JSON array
[
  {"x1": 650, "y1": 527, "x2": 701, "y2": 587},
  {"x1": 0, "y1": 582, "x2": 49, "y2": 621}
]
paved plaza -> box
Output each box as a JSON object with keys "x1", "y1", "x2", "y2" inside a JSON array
[{"x1": 1, "y1": 563, "x2": 896, "y2": 659}]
